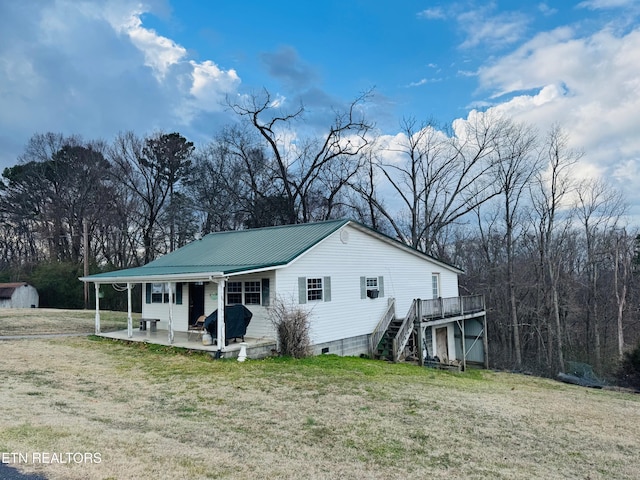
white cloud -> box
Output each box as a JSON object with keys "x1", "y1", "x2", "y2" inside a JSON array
[
  {"x1": 578, "y1": 0, "x2": 638, "y2": 9},
  {"x1": 417, "y1": 8, "x2": 446, "y2": 20},
  {"x1": 458, "y1": 9, "x2": 529, "y2": 49},
  {"x1": 470, "y1": 24, "x2": 640, "y2": 209},
  {"x1": 0, "y1": 0, "x2": 241, "y2": 168},
  {"x1": 108, "y1": 6, "x2": 187, "y2": 79}
]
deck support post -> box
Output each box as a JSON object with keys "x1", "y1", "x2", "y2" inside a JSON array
[
  {"x1": 94, "y1": 283, "x2": 101, "y2": 334},
  {"x1": 483, "y1": 314, "x2": 489, "y2": 369},
  {"x1": 127, "y1": 282, "x2": 133, "y2": 338},
  {"x1": 416, "y1": 299, "x2": 424, "y2": 367},
  {"x1": 461, "y1": 318, "x2": 467, "y2": 371}
]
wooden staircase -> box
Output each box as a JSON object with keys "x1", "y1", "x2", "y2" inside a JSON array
[
  {"x1": 374, "y1": 318, "x2": 403, "y2": 361},
  {"x1": 371, "y1": 299, "x2": 417, "y2": 362}
]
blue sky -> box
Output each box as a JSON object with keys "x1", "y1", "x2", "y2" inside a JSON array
[{"x1": 1, "y1": 0, "x2": 640, "y2": 212}]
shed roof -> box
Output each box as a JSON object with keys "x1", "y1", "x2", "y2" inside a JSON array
[
  {"x1": 81, "y1": 219, "x2": 462, "y2": 283},
  {"x1": 0, "y1": 282, "x2": 28, "y2": 299}
]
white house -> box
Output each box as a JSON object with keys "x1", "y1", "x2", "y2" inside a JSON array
[
  {"x1": 81, "y1": 220, "x2": 486, "y2": 365},
  {"x1": 0, "y1": 283, "x2": 39, "y2": 309}
]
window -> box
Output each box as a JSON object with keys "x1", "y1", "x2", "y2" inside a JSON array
[
  {"x1": 151, "y1": 283, "x2": 164, "y2": 303},
  {"x1": 431, "y1": 274, "x2": 440, "y2": 299},
  {"x1": 244, "y1": 281, "x2": 261, "y2": 305},
  {"x1": 307, "y1": 278, "x2": 323, "y2": 301},
  {"x1": 226, "y1": 280, "x2": 265, "y2": 305},
  {"x1": 298, "y1": 276, "x2": 331, "y2": 304},
  {"x1": 146, "y1": 282, "x2": 182, "y2": 304},
  {"x1": 227, "y1": 281, "x2": 242, "y2": 304},
  {"x1": 360, "y1": 276, "x2": 384, "y2": 299}
]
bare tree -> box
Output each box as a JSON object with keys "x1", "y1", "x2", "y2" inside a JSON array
[
  {"x1": 574, "y1": 178, "x2": 626, "y2": 372},
  {"x1": 356, "y1": 114, "x2": 508, "y2": 255},
  {"x1": 492, "y1": 120, "x2": 541, "y2": 370},
  {"x1": 530, "y1": 126, "x2": 579, "y2": 372},
  {"x1": 227, "y1": 89, "x2": 373, "y2": 223},
  {"x1": 610, "y1": 227, "x2": 635, "y2": 359}
]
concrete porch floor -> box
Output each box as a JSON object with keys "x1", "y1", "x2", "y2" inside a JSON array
[{"x1": 98, "y1": 329, "x2": 277, "y2": 359}]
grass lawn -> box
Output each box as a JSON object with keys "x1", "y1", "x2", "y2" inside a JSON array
[
  {"x1": 0, "y1": 308, "x2": 132, "y2": 335},
  {"x1": 0, "y1": 310, "x2": 638, "y2": 479}
]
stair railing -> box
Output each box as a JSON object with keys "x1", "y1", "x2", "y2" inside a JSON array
[
  {"x1": 392, "y1": 299, "x2": 417, "y2": 362},
  {"x1": 369, "y1": 298, "x2": 396, "y2": 357}
]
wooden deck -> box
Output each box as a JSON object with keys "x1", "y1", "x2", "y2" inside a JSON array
[{"x1": 99, "y1": 329, "x2": 277, "y2": 359}]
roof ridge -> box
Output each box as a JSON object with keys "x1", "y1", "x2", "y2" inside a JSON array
[{"x1": 201, "y1": 218, "x2": 349, "y2": 238}]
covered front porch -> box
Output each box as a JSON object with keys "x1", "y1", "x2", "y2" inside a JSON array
[{"x1": 99, "y1": 328, "x2": 277, "y2": 359}]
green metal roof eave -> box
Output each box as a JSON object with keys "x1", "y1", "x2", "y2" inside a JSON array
[{"x1": 80, "y1": 260, "x2": 293, "y2": 284}]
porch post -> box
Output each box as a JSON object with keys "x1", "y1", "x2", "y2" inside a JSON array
[
  {"x1": 167, "y1": 282, "x2": 174, "y2": 344},
  {"x1": 94, "y1": 283, "x2": 101, "y2": 334},
  {"x1": 127, "y1": 282, "x2": 133, "y2": 338},
  {"x1": 217, "y1": 279, "x2": 226, "y2": 351}
]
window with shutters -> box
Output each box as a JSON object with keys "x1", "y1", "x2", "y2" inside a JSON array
[
  {"x1": 226, "y1": 280, "x2": 265, "y2": 305},
  {"x1": 307, "y1": 278, "x2": 323, "y2": 301},
  {"x1": 146, "y1": 282, "x2": 182, "y2": 304}
]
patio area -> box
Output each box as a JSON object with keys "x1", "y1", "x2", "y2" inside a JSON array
[{"x1": 99, "y1": 328, "x2": 277, "y2": 360}]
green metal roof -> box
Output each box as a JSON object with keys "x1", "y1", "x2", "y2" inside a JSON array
[{"x1": 83, "y1": 219, "x2": 349, "y2": 281}]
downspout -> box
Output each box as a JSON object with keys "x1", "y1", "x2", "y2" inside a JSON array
[{"x1": 94, "y1": 283, "x2": 101, "y2": 334}]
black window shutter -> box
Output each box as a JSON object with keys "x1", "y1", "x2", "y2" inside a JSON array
[
  {"x1": 145, "y1": 283, "x2": 151, "y2": 304},
  {"x1": 176, "y1": 283, "x2": 183, "y2": 305},
  {"x1": 261, "y1": 278, "x2": 270, "y2": 306}
]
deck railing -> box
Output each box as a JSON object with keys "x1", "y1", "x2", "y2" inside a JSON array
[
  {"x1": 369, "y1": 298, "x2": 396, "y2": 357},
  {"x1": 392, "y1": 299, "x2": 417, "y2": 362},
  {"x1": 420, "y1": 294, "x2": 485, "y2": 320}
]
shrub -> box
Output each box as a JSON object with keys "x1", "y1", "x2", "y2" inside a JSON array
[
  {"x1": 269, "y1": 298, "x2": 312, "y2": 358},
  {"x1": 616, "y1": 341, "x2": 640, "y2": 390}
]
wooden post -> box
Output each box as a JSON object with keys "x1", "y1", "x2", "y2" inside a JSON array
[
  {"x1": 94, "y1": 283, "x2": 101, "y2": 334},
  {"x1": 461, "y1": 319, "x2": 467, "y2": 372},
  {"x1": 483, "y1": 314, "x2": 489, "y2": 369},
  {"x1": 416, "y1": 299, "x2": 424, "y2": 367}
]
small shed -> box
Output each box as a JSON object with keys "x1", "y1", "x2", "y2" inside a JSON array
[{"x1": 0, "y1": 282, "x2": 39, "y2": 308}]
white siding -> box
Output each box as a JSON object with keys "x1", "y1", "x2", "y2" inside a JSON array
[
  {"x1": 141, "y1": 282, "x2": 189, "y2": 331},
  {"x1": 0, "y1": 285, "x2": 39, "y2": 309},
  {"x1": 140, "y1": 275, "x2": 276, "y2": 339},
  {"x1": 276, "y1": 224, "x2": 459, "y2": 346}
]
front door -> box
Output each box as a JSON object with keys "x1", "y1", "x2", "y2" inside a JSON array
[
  {"x1": 189, "y1": 283, "x2": 205, "y2": 325},
  {"x1": 436, "y1": 327, "x2": 449, "y2": 363}
]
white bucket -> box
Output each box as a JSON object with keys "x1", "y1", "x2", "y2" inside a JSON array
[{"x1": 202, "y1": 332, "x2": 213, "y2": 345}]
